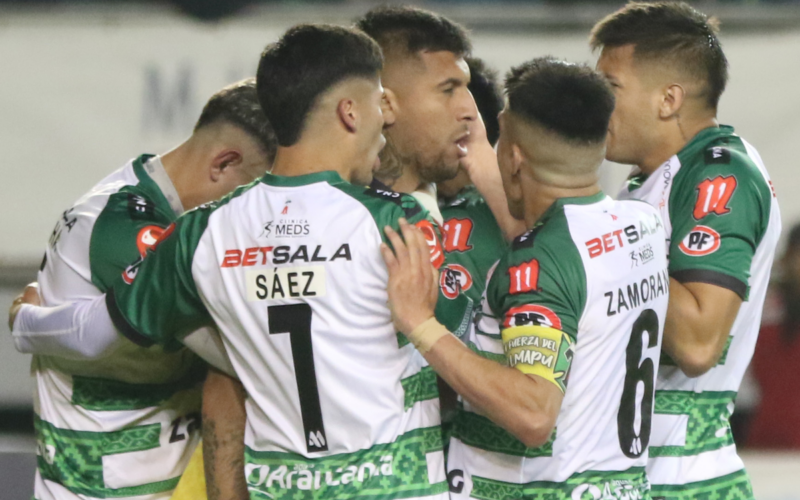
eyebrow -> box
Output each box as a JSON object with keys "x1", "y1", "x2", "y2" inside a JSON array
[{"x1": 437, "y1": 77, "x2": 465, "y2": 89}]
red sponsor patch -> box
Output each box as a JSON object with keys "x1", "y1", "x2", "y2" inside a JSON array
[
  {"x1": 693, "y1": 176, "x2": 737, "y2": 220},
  {"x1": 439, "y1": 263, "x2": 473, "y2": 299},
  {"x1": 503, "y1": 304, "x2": 562, "y2": 329},
  {"x1": 136, "y1": 225, "x2": 165, "y2": 257},
  {"x1": 442, "y1": 218, "x2": 474, "y2": 253},
  {"x1": 415, "y1": 220, "x2": 445, "y2": 270},
  {"x1": 508, "y1": 259, "x2": 539, "y2": 294},
  {"x1": 678, "y1": 225, "x2": 721, "y2": 256}
]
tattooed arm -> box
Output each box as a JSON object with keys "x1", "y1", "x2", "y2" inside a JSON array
[{"x1": 203, "y1": 368, "x2": 248, "y2": 500}]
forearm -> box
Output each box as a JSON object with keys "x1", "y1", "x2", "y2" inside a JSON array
[
  {"x1": 465, "y1": 141, "x2": 526, "y2": 241},
  {"x1": 12, "y1": 295, "x2": 124, "y2": 359},
  {"x1": 203, "y1": 369, "x2": 248, "y2": 500},
  {"x1": 424, "y1": 334, "x2": 559, "y2": 447},
  {"x1": 663, "y1": 278, "x2": 740, "y2": 377}
]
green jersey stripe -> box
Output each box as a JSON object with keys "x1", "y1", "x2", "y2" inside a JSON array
[
  {"x1": 71, "y1": 364, "x2": 205, "y2": 411},
  {"x1": 400, "y1": 367, "x2": 439, "y2": 410},
  {"x1": 650, "y1": 469, "x2": 753, "y2": 499},
  {"x1": 470, "y1": 467, "x2": 648, "y2": 500},
  {"x1": 452, "y1": 411, "x2": 554, "y2": 458},
  {"x1": 650, "y1": 391, "x2": 736, "y2": 458}
]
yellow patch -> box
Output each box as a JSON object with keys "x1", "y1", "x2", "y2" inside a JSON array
[{"x1": 502, "y1": 325, "x2": 574, "y2": 393}]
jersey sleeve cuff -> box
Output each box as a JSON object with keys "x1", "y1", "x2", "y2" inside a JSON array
[
  {"x1": 670, "y1": 269, "x2": 748, "y2": 300},
  {"x1": 105, "y1": 289, "x2": 156, "y2": 348}
]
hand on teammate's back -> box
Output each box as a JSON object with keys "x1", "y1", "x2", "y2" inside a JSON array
[
  {"x1": 8, "y1": 282, "x2": 40, "y2": 330},
  {"x1": 381, "y1": 219, "x2": 439, "y2": 336}
]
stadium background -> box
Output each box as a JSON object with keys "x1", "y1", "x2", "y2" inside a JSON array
[{"x1": 1, "y1": 0, "x2": 799, "y2": 498}]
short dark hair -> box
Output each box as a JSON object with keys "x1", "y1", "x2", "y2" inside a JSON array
[
  {"x1": 355, "y1": 6, "x2": 471, "y2": 59},
  {"x1": 466, "y1": 57, "x2": 503, "y2": 146},
  {"x1": 194, "y1": 78, "x2": 277, "y2": 165},
  {"x1": 505, "y1": 57, "x2": 614, "y2": 144},
  {"x1": 590, "y1": 1, "x2": 728, "y2": 110},
  {"x1": 256, "y1": 24, "x2": 383, "y2": 147}
]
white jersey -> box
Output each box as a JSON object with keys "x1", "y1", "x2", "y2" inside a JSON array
[
  {"x1": 105, "y1": 171, "x2": 449, "y2": 500},
  {"x1": 618, "y1": 126, "x2": 781, "y2": 498},
  {"x1": 32, "y1": 155, "x2": 202, "y2": 500},
  {"x1": 447, "y1": 193, "x2": 669, "y2": 499}
]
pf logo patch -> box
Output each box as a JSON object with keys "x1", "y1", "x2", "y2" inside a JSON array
[
  {"x1": 503, "y1": 304, "x2": 562, "y2": 329},
  {"x1": 440, "y1": 264, "x2": 473, "y2": 299},
  {"x1": 679, "y1": 225, "x2": 721, "y2": 256}
]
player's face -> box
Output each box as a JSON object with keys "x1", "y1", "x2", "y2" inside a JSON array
[
  {"x1": 496, "y1": 110, "x2": 525, "y2": 220},
  {"x1": 596, "y1": 45, "x2": 662, "y2": 167},
  {"x1": 352, "y1": 79, "x2": 390, "y2": 186},
  {"x1": 384, "y1": 51, "x2": 476, "y2": 183}
]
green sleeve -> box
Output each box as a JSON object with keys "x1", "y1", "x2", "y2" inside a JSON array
[
  {"x1": 488, "y1": 213, "x2": 586, "y2": 342},
  {"x1": 90, "y1": 188, "x2": 177, "y2": 292},
  {"x1": 668, "y1": 146, "x2": 772, "y2": 299},
  {"x1": 106, "y1": 206, "x2": 214, "y2": 349}
]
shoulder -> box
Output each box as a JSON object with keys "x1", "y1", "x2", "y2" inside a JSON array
[{"x1": 331, "y1": 182, "x2": 428, "y2": 225}]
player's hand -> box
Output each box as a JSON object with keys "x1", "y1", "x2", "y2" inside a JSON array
[
  {"x1": 8, "y1": 282, "x2": 41, "y2": 331},
  {"x1": 381, "y1": 219, "x2": 439, "y2": 336},
  {"x1": 459, "y1": 112, "x2": 494, "y2": 176}
]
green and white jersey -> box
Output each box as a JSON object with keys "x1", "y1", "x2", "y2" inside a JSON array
[
  {"x1": 33, "y1": 155, "x2": 204, "y2": 500},
  {"x1": 618, "y1": 126, "x2": 781, "y2": 498},
  {"x1": 106, "y1": 171, "x2": 449, "y2": 500},
  {"x1": 440, "y1": 186, "x2": 506, "y2": 333},
  {"x1": 448, "y1": 193, "x2": 669, "y2": 500}
]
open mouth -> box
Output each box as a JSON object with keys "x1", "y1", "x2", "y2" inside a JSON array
[{"x1": 455, "y1": 134, "x2": 470, "y2": 158}]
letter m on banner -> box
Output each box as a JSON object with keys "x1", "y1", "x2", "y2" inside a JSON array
[{"x1": 693, "y1": 176, "x2": 737, "y2": 220}]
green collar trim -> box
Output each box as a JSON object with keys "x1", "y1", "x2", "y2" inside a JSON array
[{"x1": 260, "y1": 170, "x2": 345, "y2": 187}]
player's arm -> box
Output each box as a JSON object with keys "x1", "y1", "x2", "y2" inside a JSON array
[
  {"x1": 461, "y1": 114, "x2": 527, "y2": 242},
  {"x1": 663, "y1": 165, "x2": 770, "y2": 377},
  {"x1": 203, "y1": 368, "x2": 248, "y2": 500},
  {"x1": 662, "y1": 280, "x2": 742, "y2": 377},
  {"x1": 382, "y1": 219, "x2": 562, "y2": 447}
]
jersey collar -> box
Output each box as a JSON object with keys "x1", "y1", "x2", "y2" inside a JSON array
[
  {"x1": 537, "y1": 191, "x2": 608, "y2": 224},
  {"x1": 260, "y1": 170, "x2": 345, "y2": 187},
  {"x1": 132, "y1": 154, "x2": 185, "y2": 217}
]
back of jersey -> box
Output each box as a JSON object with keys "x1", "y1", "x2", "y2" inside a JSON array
[
  {"x1": 448, "y1": 194, "x2": 669, "y2": 499},
  {"x1": 189, "y1": 172, "x2": 448, "y2": 500}
]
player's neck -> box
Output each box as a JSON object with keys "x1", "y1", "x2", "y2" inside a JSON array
[
  {"x1": 638, "y1": 116, "x2": 719, "y2": 175},
  {"x1": 523, "y1": 182, "x2": 601, "y2": 229},
  {"x1": 385, "y1": 167, "x2": 427, "y2": 195},
  {"x1": 160, "y1": 143, "x2": 199, "y2": 210},
  {"x1": 270, "y1": 145, "x2": 356, "y2": 182}
]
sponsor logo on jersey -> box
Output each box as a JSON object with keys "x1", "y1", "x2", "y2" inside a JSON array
[
  {"x1": 512, "y1": 227, "x2": 539, "y2": 250},
  {"x1": 120, "y1": 223, "x2": 175, "y2": 284},
  {"x1": 362, "y1": 187, "x2": 423, "y2": 218},
  {"x1": 585, "y1": 214, "x2": 663, "y2": 259},
  {"x1": 508, "y1": 259, "x2": 539, "y2": 294},
  {"x1": 503, "y1": 304, "x2": 562, "y2": 329},
  {"x1": 222, "y1": 244, "x2": 351, "y2": 268},
  {"x1": 679, "y1": 225, "x2": 721, "y2": 256},
  {"x1": 604, "y1": 268, "x2": 669, "y2": 317},
  {"x1": 629, "y1": 243, "x2": 655, "y2": 268},
  {"x1": 447, "y1": 469, "x2": 465, "y2": 494},
  {"x1": 442, "y1": 217, "x2": 474, "y2": 252},
  {"x1": 136, "y1": 225, "x2": 166, "y2": 257},
  {"x1": 693, "y1": 175, "x2": 737, "y2": 220},
  {"x1": 245, "y1": 455, "x2": 395, "y2": 493},
  {"x1": 247, "y1": 266, "x2": 326, "y2": 301},
  {"x1": 261, "y1": 218, "x2": 310, "y2": 238},
  {"x1": 48, "y1": 208, "x2": 78, "y2": 248},
  {"x1": 704, "y1": 145, "x2": 731, "y2": 165},
  {"x1": 440, "y1": 264, "x2": 472, "y2": 299},
  {"x1": 415, "y1": 220, "x2": 445, "y2": 269},
  {"x1": 126, "y1": 193, "x2": 156, "y2": 220}
]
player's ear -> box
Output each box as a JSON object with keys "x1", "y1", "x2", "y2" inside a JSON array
[
  {"x1": 210, "y1": 149, "x2": 243, "y2": 182},
  {"x1": 510, "y1": 143, "x2": 525, "y2": 179},
  {"x1": 337, "y1": 98, "x2": 358, "y2": 134},
  {"x1": 659, "y1": 83, "x2": 685, "y2": 119},
  {"x1": 382, "y1": 87, "x2": 398, "y2": 125}
]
